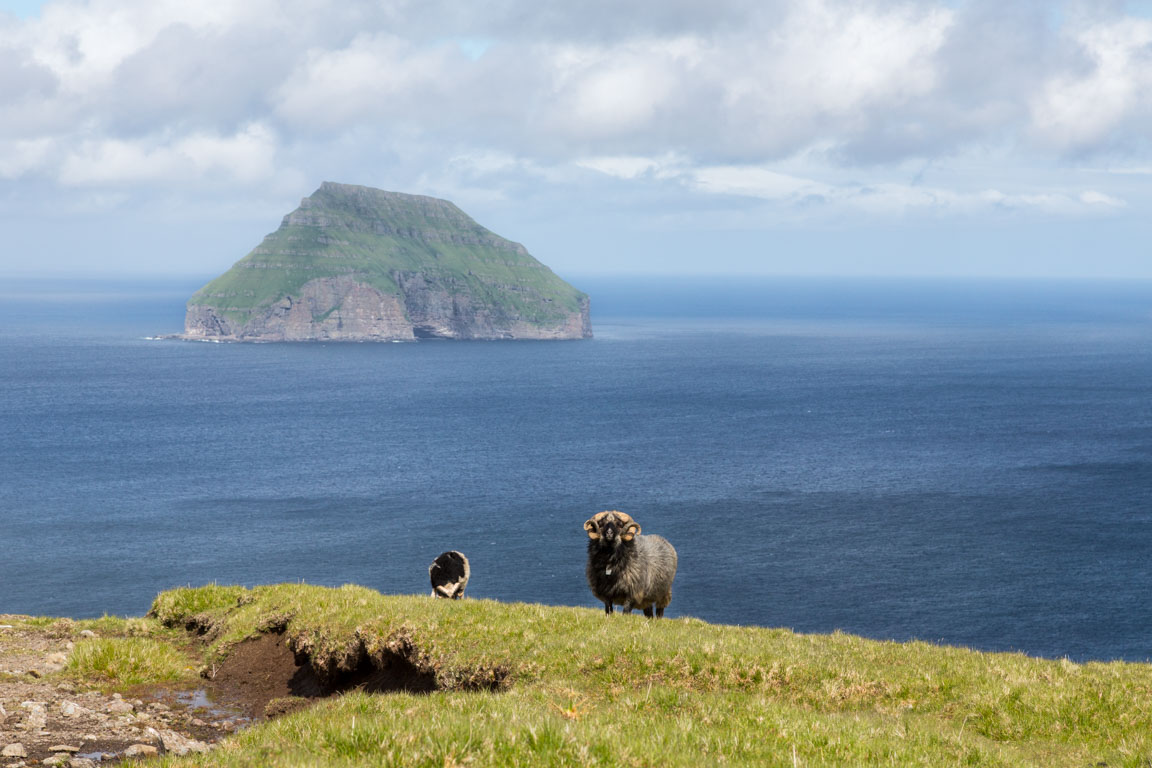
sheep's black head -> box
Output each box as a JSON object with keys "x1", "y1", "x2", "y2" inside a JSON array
[{"x1": 584, "y1": 510, "x2": 641, "y2": 546}]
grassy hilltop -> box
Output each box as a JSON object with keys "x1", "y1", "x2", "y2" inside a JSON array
[{"x1": 13, "y1": 584, "x2": 1152, "y2": 767}]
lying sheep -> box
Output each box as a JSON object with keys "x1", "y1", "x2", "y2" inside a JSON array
[
  {"x1": 429, "y1": 551, "x2": 470, "y2": 599},
  {"x1": 584, "y1": 510, "x2": 677, "y2": 618}
]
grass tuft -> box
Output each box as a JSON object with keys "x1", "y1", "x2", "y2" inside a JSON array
[{"x1": 66, "y1": 637, "x2": 196, "y2": 688}]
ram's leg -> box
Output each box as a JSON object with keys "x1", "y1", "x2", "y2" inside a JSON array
[
  {"x1": 623, "y1": 603, "x2": 634, "y2": 614},
  {"x1": 643, "y1": 606, "x2": 654, "y2": 618},
  {"x1": 656, "y1": 606, "x2": 665, "y2": 618},
  {"x1": 604, "y1": 602, "x2": 613, "y2": 615}
]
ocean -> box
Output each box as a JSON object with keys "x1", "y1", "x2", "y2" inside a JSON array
[{"x1": 1, "y1": 276, "x2": 1150, "y2": 662}]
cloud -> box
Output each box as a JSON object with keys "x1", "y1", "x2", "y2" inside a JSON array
[
  {"x1": 1030, "y1": 15, "x2": 1152, "y2": 153},
  {"x1": 58, "y1": 123, "x2": 277, "y2": 186},
  {"x1": 0, "y1": 0, "x2": 1150, "y2": 226}
]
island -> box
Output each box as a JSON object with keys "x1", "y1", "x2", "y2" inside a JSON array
[{"x1": 181, "y1": 182, "x2": 592, "y2": 342}]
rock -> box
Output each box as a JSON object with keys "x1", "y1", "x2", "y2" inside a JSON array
[
  {"x1": 48, "y1": 745, "x2": 80, "y2": 753},
  {"x1": 122, "y1": 744, "x2": 158, "y2": 758},
  {"x1": 105, "y1": 700, "x2": 134, "y2": 714},
  {"x1": 45, "y1": 652, "x2": 68, "y2": 666},
  {"x1": 25, "y1": 669, "x2": 41, "y2": 678},
  {"x1": 43, "y1": 754, "x2": 69, "y2": 766},
  {"x1": 19, "y1": 702, "x2": 47, "y2": 730},
  {"x1": 2, "y1": 743, "x2": 27, "y2": 758},
  {"x1": 60, "y1": 701, "x2": 91, "y2": 718},
  {"x1": 0, "y1": 701, "x2": 6, "y2": 718},
  {"x1": 69, "y1": 759, "x2": 97, "y2": 768},
  {"x1": 148, "y1": 728, "x2": 210, "y2": 756},
  {"x1": 78, "y1": 630, "x2": 96, "y2": 638}
]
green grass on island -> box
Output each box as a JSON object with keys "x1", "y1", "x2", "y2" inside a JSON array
[{"x1": 12, "y1": 583, "x2": 1150, "y2": 766}]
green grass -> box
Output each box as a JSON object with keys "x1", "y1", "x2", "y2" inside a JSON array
[
  {"x1": 187, "y1": 183, "x2": 587, "y2": 326},
  {"x1": 65, "y1": 636, "x2": 197, "y2": 688},
  {"x1": 136, "y1": 584, "x2": 1152, "y2": 767}
]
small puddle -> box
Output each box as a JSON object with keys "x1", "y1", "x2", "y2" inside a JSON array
[{"x1": 149, "y1": 687, "x2": 252, "y2": 730}]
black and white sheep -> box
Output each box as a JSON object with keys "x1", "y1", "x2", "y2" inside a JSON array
[
  {"x1": 584, "y1": 510, "x2": 677, "y2": 618},
  {"x1": 429, "y1": 551, "x2": 470, "y2": 599}
]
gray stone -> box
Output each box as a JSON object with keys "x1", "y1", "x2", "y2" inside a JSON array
[
  {"x1": 78, "y1": 630, "x2": 96, "y2": 638},
  {"x1": 105, "y1": 700, "x2": 134, "y2": 714},
  {"x1": 69, "y1": 759, "x2": 97, "y2": 768},
  {"x1": 149, "y1": 728, "x2": 210, "y2": 756},
  {"x1": 43, "y1": 754, "x2": 69, "y2": 766},
  {"x1": 2, "y1": 743, "x2": 28, "y2": 758},
  {"x1": 122, "y1": 744, "x2": 158, "y2": 757},
  {"x1": 19, "y1": 701, "x2": 47, "y2": 730},
  {"x1": 60, "y1": 701, "x2": 91, "y2": 718},
  {"x1": 48, "y1": 745, "x2": 80, "y2": 753}
]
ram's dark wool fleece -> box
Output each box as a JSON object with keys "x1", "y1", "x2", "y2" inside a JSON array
[{"x1": 584, "y1": 510, "x2": 678, "y2": 618}]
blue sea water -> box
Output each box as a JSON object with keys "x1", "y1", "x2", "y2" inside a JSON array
[{"x1": 1, "y1": 276, "x2": 1150, "y2": 662}]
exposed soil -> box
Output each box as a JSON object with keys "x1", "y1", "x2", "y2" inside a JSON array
[
  {"x1": 205, "y1": 632, "x2": 323, "y2": 718},
  {"x1": 202, "y1": 628, "x2": 445, "y2": 719}
]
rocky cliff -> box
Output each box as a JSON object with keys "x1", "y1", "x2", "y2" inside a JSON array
[{"x1": 183, "y1": 182, "x2": 592, "y2": 342}]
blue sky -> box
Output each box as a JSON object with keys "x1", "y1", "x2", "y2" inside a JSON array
[
  {"x1": 1, "y1": 0, "x2": 1151, "y2": 279},
  {"x1": 0, "y1": 0, "x2": 43, "y2": 18}
]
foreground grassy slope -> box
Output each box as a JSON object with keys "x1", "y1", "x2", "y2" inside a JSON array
[
  {"x1": 188, "y1": 182, "x2": 586, "y2": 325},
  {"x1": 141, "y1": 584, "x2": 1152, "y2": 767}
]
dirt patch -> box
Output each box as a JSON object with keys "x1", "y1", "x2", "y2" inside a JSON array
[
  {"x1": 206, "y1": 632, "x2": 325, "y2": 718},
  {"x1": 204, "y1": 627, "x2": 509, "y2": 721}
]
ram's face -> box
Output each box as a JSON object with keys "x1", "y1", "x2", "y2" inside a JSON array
[{"x1": 584, "y1": 510, "x2": 641, "y2": 545}]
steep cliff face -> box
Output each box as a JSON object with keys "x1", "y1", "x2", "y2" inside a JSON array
[{"x1": 184, "y1": 182, "x2": 591, "y2": 342}]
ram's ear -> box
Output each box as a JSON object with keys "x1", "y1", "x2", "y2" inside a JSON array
[
  {"x1": 622, "y1": 522, "x2": 641, "y2": 541},
  {"x1": 584, "y1": 518, "x2": 600, "y2": 539}
]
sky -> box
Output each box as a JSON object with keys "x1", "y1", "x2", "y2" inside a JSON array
[{"x1": 0, "y1": 0, "x2": 1150, "y2": 280}]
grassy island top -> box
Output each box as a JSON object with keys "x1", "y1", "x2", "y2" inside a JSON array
[
  {"x1": 6, "y1": 584, "x2": 1151, "y2": 767},
  {"x1": 188, "y1": 182, "x2": 587, "y2": 322}
]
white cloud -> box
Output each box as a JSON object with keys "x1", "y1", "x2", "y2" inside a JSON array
[
  {"x1": 58, "y1": 123, "x2": 277, "y2": 185},
  {"x1": 274, "y1": 33, "x2": 462, "y2": 129},
  {"x1": 0, "y1": 138, "x2": 54, "y2": 178},
  {"x1": 575, "y1": 154, "x2": 681, "y2": 179},
  {"x1": 1030, "y1": 17, "x2": 1152, "y2": 152},
  {"x1": 1079, "y1": 189, "x2": 1126, "y2": 207},
  {"x1": 684, "y1": 162, "x2": 1128, "y2": 218},
  {"x1": 0, "y1": 0, "x2": 1148, "y2": 231},
  {"x1": 693, "y1": 166, "x2": 828, "y2": 200}
]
